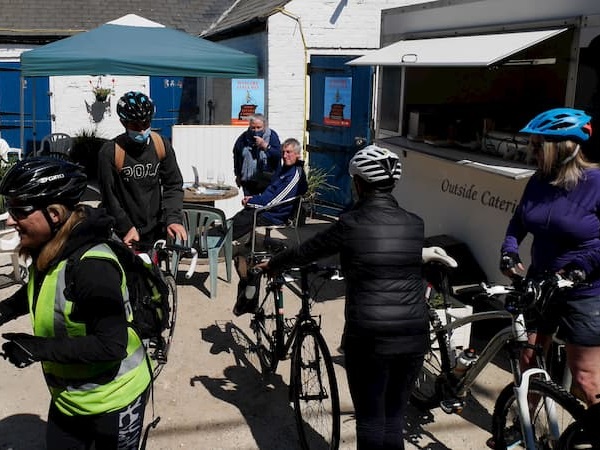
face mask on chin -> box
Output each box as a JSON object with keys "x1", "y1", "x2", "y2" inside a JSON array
[
  {"x1": 251, "y1": 130, "x2": 264, "y2": 138},
  {"x1": 128, "y1": 127, "x2": 152, "y2": 144}
]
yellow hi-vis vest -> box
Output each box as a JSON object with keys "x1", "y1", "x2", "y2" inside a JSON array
[{"x1": 27, "y1": 243, "x2": 151, "y2": 416}]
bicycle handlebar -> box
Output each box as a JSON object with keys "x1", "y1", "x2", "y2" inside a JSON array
[
  {"x1": 471, "y1": 273, "x2": 575, "y2": 313},
  {"x1": 288, "y1": 262, "x2": 343, "y2": 280},
  {"x1": 153, "y1": 240, "x2": 198, "y2": 279},
  {"x1": 134, "y1": 240, "x2": 198, "y2": 279},
  {"x1": 252, "y1": 262, "x2": 344, "y2": 281}
]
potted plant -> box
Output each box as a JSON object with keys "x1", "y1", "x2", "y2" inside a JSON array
[
  {"x1": 93, "y1": 88, "x2": 112, "y2": 102},
  {"x1": 89, "y1": 77, "x2": 114, "y2": 102},
  {"x1": 302, "y1": 167, "x2": 339, "y2": 222},
  {"x1": 71, "y1": 129, "x2": 108, "y2": 182}
]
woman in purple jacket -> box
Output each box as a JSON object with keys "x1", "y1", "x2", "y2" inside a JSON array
[{"x1": 500, "y1": 108, "x2": 600, "y2": 446}]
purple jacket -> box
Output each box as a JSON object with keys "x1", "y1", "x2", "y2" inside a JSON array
[{"x1": 502, "y1": 168, "x2": 600, "y2": 295}]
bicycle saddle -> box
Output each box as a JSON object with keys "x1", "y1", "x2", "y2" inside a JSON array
[{"x1": 422, "y1": 246, "x2": 458, "y2": 268}]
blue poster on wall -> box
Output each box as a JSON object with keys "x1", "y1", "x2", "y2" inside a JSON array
[
  {"x1": 231, "y1": 79, "x2": 265, "y2": 125},
  {"x1": 323, "y1": 76, "x2": 352, "y2": 127}
]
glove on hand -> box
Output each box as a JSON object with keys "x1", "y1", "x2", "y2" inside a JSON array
[
  {"x1": 500, "y1": 252, "x2": 522, "y2": 272},
  {"x1": 561, "y1": 263, "x2": 587, "y2": 283},
  {"x1": 1, "y1": 333, "x2": 38, "y2": 368}
]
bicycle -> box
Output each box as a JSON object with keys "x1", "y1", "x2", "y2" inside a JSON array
[
  {"x1": 134, "y1": 239, "x2": 198, "y2": 378},
  {"x1": 249, "y1": 259, "x2": 342, "y2": 450},
  {"x1": 412, "y1": 250, "x2": 585, "y2": 449}
]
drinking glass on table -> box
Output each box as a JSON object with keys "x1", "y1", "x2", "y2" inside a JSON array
[
  {"x1": 217, "y1": 172, "x2": 225, "y2": 187},
  {"x1": 206, "y1": 169, "x2": 215, "y2": 185}
]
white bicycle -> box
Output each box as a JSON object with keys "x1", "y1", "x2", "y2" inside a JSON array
[{"x1": 413, "y1": 248, "x2": 585, "y2": 450}]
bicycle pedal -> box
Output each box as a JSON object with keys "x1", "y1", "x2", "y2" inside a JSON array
[{"x1": 440, "y1": 398, "x2": 464, "y2": 414}]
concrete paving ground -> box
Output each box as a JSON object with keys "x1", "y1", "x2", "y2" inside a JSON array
[{"x1": 0, "y1": 219, "x2": 513, "y2": 449}]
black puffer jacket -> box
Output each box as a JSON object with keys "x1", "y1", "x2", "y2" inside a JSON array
[{"x1": 268, "y1": 193, "x2": 428, "y2": 355}]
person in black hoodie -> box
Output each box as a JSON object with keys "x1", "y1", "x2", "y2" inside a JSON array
[
  {"x1": 257, "y1": 145, "x2": 428, "y2": 450},
  {"x1": 0, "y1": 157, "x2": 151, "y2": 449},
  {"x1": 98, "y1": 91, "x2": 186, "y2": 247}
]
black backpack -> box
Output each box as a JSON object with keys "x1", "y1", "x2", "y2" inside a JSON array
[{"x1": 66, "y1": 239, "x2": 170, "y2": 356}]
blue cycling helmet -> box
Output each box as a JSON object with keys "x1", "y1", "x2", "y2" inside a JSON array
[
  {"x1": 116, "y1": 91, "x2": 155, "y2": 123},
  {"x1": 520, "y1": 108, "x2": 592, "y2": 142}
]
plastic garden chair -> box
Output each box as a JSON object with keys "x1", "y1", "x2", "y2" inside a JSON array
[
  {"x1": 177, "y1": 204, "x2": 232, "y2": 298},
  {"x1": 38, "y1": 133, "x2": 72, "y2": 159},
  {"x1": 0, "y1": 212, "x2": 26, "y2": 286},
  {"x1": 250, "y1": 195, "x2": 304, "y2": 255}
]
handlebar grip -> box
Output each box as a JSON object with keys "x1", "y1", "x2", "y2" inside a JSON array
[{"x1": 185, "y1": 248, "x2": 198, "y2": 279}]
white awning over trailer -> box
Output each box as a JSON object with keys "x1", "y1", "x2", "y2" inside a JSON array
[{"x1": 348, "y1": 28, "x2": 567, "y2": 67}]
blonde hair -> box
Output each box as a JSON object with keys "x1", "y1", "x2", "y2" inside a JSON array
[
  {"x1": 27, "y1": 204, "x2": 87, "y2": 272},
  {"x1": 537, "y1": 140, "x2": 598, "y2": 190}
]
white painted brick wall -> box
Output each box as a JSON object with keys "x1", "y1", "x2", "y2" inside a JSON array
[
  {"x1": 50, "y1": 75, "x2": 148, "y2": 139},
  {"x1": 267, "y1": 13, "x2": 308, "y2": 145},
  {"x1": 267, "y1": 0, "x2": 431, "y2": 155}
]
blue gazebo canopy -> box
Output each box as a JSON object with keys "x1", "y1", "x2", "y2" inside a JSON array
[{"x1": 20, "y1": 15, "x2": 258, "y2": 78}]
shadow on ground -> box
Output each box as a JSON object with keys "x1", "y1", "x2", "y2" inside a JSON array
[
  {"x1": 193, "y1": 322, "x2": 306, "y2": 449},
  {"x1": 0, "y1": 413, "x2": 46, "y2": 449},
  {"x1": 173, "y1": 268, "x2": 213, "y2": 298},
  {"x1": 196, "y1": 321, "x2": 496, "y2": 449}
]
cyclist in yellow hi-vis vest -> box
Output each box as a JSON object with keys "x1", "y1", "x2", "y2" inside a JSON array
[{"x1": 0, "y1": 157, "x2": 151, "y2": 449}]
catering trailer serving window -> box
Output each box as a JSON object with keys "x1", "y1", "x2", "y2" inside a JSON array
[{"x1": 351, "y1": 28, "x2": 577, "y2": 166}]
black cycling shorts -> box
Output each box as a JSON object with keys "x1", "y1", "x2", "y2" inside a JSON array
[{"x1": 531, "y1": 292, "x2": 600, "y2": 346}]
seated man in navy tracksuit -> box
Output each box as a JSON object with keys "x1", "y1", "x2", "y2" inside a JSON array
[
  {"x1": 230, "y1": 137, "x2": 307, "y2": 316},
  {"x1": 230, "y1": 137, "x2": 307, "y2": 241}
]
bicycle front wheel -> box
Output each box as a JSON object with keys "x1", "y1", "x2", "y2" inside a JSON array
[
  {"x1": 151, "y1": 273, "x2": 177, "y2": 378},
  {"x1": 291, "y1": 326, "x2": 340, "y2": 450},
  {"x1": 491, "y1": 378, "x2": 585, "y2": 450}
]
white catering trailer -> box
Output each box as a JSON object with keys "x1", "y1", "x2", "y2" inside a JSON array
[{"x1": 350, "y1": 0, "x2": 600, "y2": 282}]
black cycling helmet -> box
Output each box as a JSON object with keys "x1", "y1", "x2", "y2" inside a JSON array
[
  {"x1": 116, "y1": 91, "x2": 155, "y2": 123},
  {"x1": 0, "y1": 157, "x2": 87, "y2": 208}
]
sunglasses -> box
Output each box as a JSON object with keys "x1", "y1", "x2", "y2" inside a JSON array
[{"x1": 7, "y1": 205, "x2": 38, "y2": 220}]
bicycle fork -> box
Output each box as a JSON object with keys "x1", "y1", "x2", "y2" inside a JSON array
[{"x1": 514, "y1": 368, "x2": 561, "y2": 449}]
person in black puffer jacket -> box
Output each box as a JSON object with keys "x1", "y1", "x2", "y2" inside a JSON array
[{"x1": 257, "y1": 145, "x2": 427, "y2": 450}]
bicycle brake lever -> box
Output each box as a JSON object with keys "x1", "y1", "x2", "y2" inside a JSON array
[
  {"x1": 484, "y1": 284, "x2": 514, "y2": 296},
  {"x1": 330, "y1": 270, "x2": 344, "y2": 281},
  {"x1": 154, "y1": 239, "x2": 167, "y2": 249}
]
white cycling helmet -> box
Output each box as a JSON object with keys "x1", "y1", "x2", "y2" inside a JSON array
[{"x1": 349, "y1": 145, "x2": 402, "y2": 184}]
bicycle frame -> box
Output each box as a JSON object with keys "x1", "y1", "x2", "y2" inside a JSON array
[
  {"x1": 255, "y1": 270, "x2": 321, "y2": 373},
  {"x1": 438, "y1": 310, "x2": 513, "y2": 397},
  {"x1": 436, "y1": 294, "x2": 567, "y2": 448}
]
